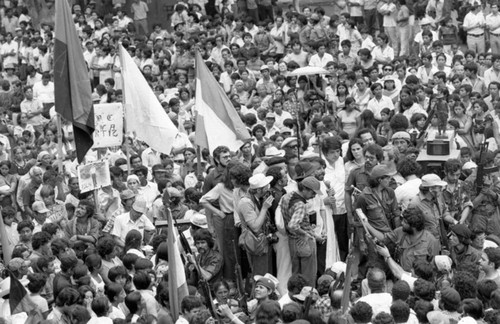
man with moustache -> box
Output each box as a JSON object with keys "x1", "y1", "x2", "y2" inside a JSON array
[{"x1": 359, "y1": 207, "x2": 440, "y2": 272}]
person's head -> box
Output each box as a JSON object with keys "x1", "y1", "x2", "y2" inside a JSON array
[
  {"x1": 2, "y1": 206, "x2": 16, "y2": 226},
  {"x1": 321, "y1": 136, "x2": 342, "y2": 163},
  {"x1": 367, "y1": 267, "x2": 386, "y2": 293},
  {"x1": 181, "y1": 295, "x2": 203, "y2": 321},
  {"x1": 60, "y1": 252, "x2": 79, "y2": 275},
  {"x1": 32, "y1": 231, "x2": 51, "y2": 254},
  {"x1": 133, "y1": 270, "x2": 152, "y2": 290},
  {"x1": 372, "y1": 312, "x2": 395, "y2": 324},
  {"x1": 213, "y1": 146, "x2": 231, "y2": 167},
  {"x1": 481, "y1": 248, "x2": 500, "y2": 273},
  {"x1": 36, "y1": 255, "x2": 56, "y2": 274},
  {"x1": 364, "y1": 144, "x2": 383, "y2": 170},
  {"x1": 108, "y1": 266, "x2": 128, "y2": 286},
  {"x1": 27, "y1": 272, "x2": 47, "y2": 294},
  {"x1": 350, "y1": 301, "x2": 373, "y2": 324},
  {"x1": 297, "y1": 177, "x2": 322, "y2": 200},
  {"x1": 462, "y1": 298, "x2": 484, "y2": 320},
  {"x1": 439, "y1": 288, "x2": 461, "y2": 312},
  {"x1": 193, "y1": 228, "x2": 214, "y2": 254},
  {"x1": 401, "y1": 207, "x2": 425, "y2": 235},
  {"x1": 74, "y1": 200, "x2": 94, "y2": 220},
  {"x1": 357, "y1": 128, "x2": 376, "y2": 147},
  {"x1": 213, "y1": 280, "x2": 231, "y2": 302},
  {"x1": 413, "y1": 300, "x2": 434, "y2": 323},
  {"x1": 91, "y1": 296, "x2": 110, "y2": 317},
  {"x1": 125, "y1": 291, "x2": 142, "y2": 315},
  {"x1": 17, "y1": 220, "x2": 34, "y2": 242},
  {"x1": 255, "y1": 300, "x2": 281, "y2": 324},
  {"x1": 391, "y1": 301, "x2": 410, "y2": 324}
]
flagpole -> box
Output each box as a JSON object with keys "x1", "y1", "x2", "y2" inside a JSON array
[
  {"x1": 119, "y1": 45, "x2": 131, "y2": 176},
  {"x1": 56, "y1": 114, "x2": 64, "y2": 173}
]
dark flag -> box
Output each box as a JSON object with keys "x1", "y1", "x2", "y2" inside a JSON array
[{"x1": 54, "y1": 0, "x2": 95, "y2": 163}]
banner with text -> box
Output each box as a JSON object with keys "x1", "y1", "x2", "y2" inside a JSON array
[{"x1": 93, "y1": 103, "x2": 123, "y2": 148}]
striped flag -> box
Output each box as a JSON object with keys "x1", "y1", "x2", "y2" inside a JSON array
[
  {"x1": 194, "y1": 51, "x2": 251, "y2": 152},
  {"x1": 119, "y1": 45, "x2": 177, "y2": 155},
  {"x1": 167, "y1": 207, "x2": 189, "y2": 320},
  {"x1": 54, "y1": 0, "x2": 94, "y2": 163}
]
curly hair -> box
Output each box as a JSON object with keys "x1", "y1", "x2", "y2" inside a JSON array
[
  {"x1": 229, "y1": 163, "x2": 252, "y2": 187},
  {"x1": 453, "y1": 271, "x2": 478, "y2": 299}
]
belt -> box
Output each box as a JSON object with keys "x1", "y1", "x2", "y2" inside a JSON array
[
  {"x1": 491, "y1": 32, "x2": 500, "y2": 37},
  {"x1": 468, "y1": 33, "x2": 484, "y2": 37}
]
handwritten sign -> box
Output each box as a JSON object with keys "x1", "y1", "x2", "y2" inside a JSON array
[
  {"x1": 93, "y1": 103, "x2": 123, "y2": 148},
  {"x1": 77, "y1": 160, "x2": 111, "y2": 193}
]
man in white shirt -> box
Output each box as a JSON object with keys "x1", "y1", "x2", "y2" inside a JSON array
[
  {"x1": 487, "y1": 3, "x2": 500, "y2": 54},
  {"x1": 379, "y1": 0, "x2": 398, "y2": 55},
  {"x1": 271, "y1": 100, "x2": 292, "y2": 129},
  {"x1": 484, "y1": 54, "x2": 500, "y2": 88},
  {"x1": 462, "y1": 2, "x2": 486, "y2": 54},
  {"x1": 283, "y1": 42, "x2": 309, "y2": 67},
  {"x1": 111, "y1": 196, "x2": 155, "y2": 247},
  {"x1": 32, "y1": 73, "x2": 54, "y2": 118},
  {"x1": 322, "y1": 137, "x2": 348, "y2": 260},
  {"x1": 309, "y1": 42, "x2": 334, "y2": 68},
  {"x1": 366, "y1": 83, "x2": 395, "y2": 121},
  {"x1": 356, "y1": 268, "x2": 392, "y2": 315}
]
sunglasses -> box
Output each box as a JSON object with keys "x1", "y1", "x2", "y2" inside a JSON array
[{"x1": 384, "y1": 69, "x2": 393, "y2": 72}]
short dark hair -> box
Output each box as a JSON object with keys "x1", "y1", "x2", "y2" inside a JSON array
[
  {"x1": 485, "y1": 248, "x2": 500, "y2": 269},
  {"x1": 404, "y1": 208, "x2": 425, "y2": 231},
  {"x1": 181, "y1": 295, "x2": 203, "y2": 313},
  {"x1": 133, "y1": 270, "x2": 151, "y2": 290},
  {"x1": 32, "y1": 231, "x2": 51, "y2": 250},
  {"x1": 350, "y1": 301, "x2": 373, "y2": 324},
  {"x1": 390, "y1": 301, "x2": 410, "y2": 323}
]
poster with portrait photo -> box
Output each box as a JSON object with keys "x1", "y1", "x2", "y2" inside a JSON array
[{"x1": 77, "y1": 160, "x2": 111, "y2": 193}]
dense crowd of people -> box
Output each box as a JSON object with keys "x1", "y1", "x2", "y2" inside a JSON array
[{"x1": 2, "y1": 0, "x2": 500, "y2": 324}]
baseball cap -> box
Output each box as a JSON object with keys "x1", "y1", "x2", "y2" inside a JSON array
[
  {"x1": 370, "y1": 165, "x2": 393, "y2": 179},
  {"x1": 132, "y1": 196, "x2": 148, "y2": 214},
  {"x1": 120, "y1": 189, "x2": 136, "y2": 200},
  {"x1": 300, "y1": 176, "x2": 322, "y2": 195},
  {"x1": 421, "y1": 174, "x2": 447, "y2": 187},
  {"x1": 266, "y1": 112, "x2": 275, "y2": 119},
  {"x1": 32, "y1": 201, "x2": 49, "y2": 213},
  {"x1": 260, "y1": 65, "x2": 270, "y2": 71},
  {"x1": 295, "y1": 162, "x2": 319, "y2": 181}
]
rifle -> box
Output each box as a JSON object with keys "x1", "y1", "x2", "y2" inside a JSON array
[
  {"x1": 232, "y1": 240, "x2": 249, "y2": 315},
  {"x1": 416, "y1": 107, "x2": 436, "y2": 149},
  {"x1": 172, "y1": 215, "x2": 220, "y2": 321},
  {"x1": 438, "y1": 216, "x2": 450, "y2": 254},
  {"x1": 355, "y1": 208, "x2": 384, "y2": 247},
  {"x1": 476, "y1": 142, "x2": 490, "y2": 195},
  {"x1": 341, "y1": 251, "x2": 354, "y2": 315}
]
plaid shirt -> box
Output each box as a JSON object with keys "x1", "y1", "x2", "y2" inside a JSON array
[
  {"x1": 314, "y1": 295, "x2": 333, "y2": 321},
  {"x1": 281, "y1": 191, "x2": 312, "y2": 238}
]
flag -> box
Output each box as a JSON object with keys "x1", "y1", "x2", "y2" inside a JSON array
[
  {"x1": 9, "y1": 274, "x2": 36, "y2": 315},
  {"x1": 167, "y1": 207, "x2": 189, "y2": 321},
  {"x1": 119, "y1": 45, "x2": 177, "y2": 155},
  {"x1": 54, "y1": 0, "x2": 94, "y2": 163},
  {"x1": 0, "y1": 214, "x2": 12, "y2": 263},
  {"x1": 194, "y1": 51, "x2": 251, "y2": 152}
]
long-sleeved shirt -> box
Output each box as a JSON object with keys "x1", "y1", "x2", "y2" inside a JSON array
[
  {"x1": 408, "y1": 192, "x2": 452, "y2": 239},
  {"x1": 281, "y1": 191, "x2": 312, "y2": 238}
]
